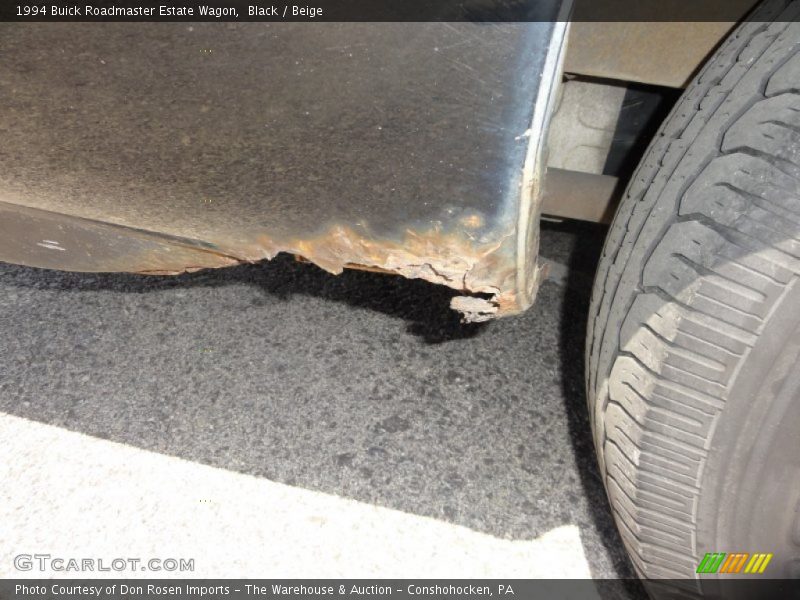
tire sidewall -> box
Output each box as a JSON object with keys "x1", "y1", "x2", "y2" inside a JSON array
[{"x1": 696, "y1": 280, "x2": 800, "y2": 584}]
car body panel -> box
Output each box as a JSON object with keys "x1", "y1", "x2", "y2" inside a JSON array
[{"x1": 0, "y1": 18, "x2": 567, "y2": 320}]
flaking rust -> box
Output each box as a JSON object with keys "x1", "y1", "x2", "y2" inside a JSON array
[
  {"x1": 212, "y1": 222, "x2": 522, "y2": 323},
  {"x1": 0, "y1": 199, "x2": 526, "y2": 322}
]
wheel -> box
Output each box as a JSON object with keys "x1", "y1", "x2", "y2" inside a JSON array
[{"x1": 586, "y1": 0, "x2": 800, "y2": 589}]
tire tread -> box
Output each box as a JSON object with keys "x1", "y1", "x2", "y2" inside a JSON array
[{"x1": 586, "y1": 1, "x2": 800, "y2": 580}]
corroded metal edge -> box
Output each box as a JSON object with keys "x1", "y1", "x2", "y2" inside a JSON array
[
  {"x1": 0, "y1": 198, "x2": 518, "y2": 321},
  {"x1": 225, "y1": 223, "x2": 520, "y2": 323}
]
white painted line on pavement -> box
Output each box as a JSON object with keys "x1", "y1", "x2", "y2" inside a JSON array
[{"x1": 0, "y1": 412, "x2": 598, "y2": 584}]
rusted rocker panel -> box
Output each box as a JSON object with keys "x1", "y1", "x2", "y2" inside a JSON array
[{"x1": 0, "y1": 18, "x2": 567, "y2": 321}]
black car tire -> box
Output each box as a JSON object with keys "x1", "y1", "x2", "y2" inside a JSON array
[{"x1": 586, "y1": 0, "x2": 800, "y2": 589}]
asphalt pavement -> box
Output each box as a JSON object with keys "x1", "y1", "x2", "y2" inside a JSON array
[{"x1": 0, "y1": 219, "x2": 647, "y2": 597}]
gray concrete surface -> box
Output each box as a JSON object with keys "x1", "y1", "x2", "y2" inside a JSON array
[{"x1": 0, "y1": 221, "x2": 646, "y2": 596}]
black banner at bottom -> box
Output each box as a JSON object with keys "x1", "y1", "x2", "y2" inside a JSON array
[{"x1": 2, "y1": 579, "x2": 800, "y2": 600}]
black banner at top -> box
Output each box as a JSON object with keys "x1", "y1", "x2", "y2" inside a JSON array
[{"x1": 0, "y1": 0, "x2": 796, "y2": 22}]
